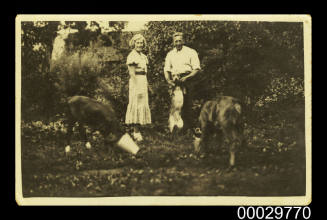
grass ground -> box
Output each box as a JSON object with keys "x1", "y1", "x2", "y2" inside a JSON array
[{"x1": 20, "y1": 116, "x2": 306, "y2": 197}]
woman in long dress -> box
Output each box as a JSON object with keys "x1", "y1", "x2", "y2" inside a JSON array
[{"x1": 125, "y1": 34, "x2": 151, "y2": 141}]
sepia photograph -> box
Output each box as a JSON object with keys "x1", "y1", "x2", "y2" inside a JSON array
[{"x1": 15, "y1": 15, "x2": 311, "y2": 205}]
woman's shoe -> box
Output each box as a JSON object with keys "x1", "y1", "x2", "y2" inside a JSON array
[{"x1": 132, "y1": 131, "x2": 143, "y2": 142}]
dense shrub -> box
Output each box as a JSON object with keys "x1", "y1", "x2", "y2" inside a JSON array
[
  {"x1": 21, "y1": 21, "x2": 61, "y2": 122},
  {"x1": 51, "y1": 49, "x2": 102, "y2": 98},
  {"x1": 21, "y1": 21, "x2": 305, "y2": 128},
  {"x1": 144, "y1": 21, "x2": 304, "y2": 120}
]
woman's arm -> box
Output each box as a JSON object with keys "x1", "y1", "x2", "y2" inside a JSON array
[{"x1": 128, "y1": 65, "x2": 137, "y2": 84}]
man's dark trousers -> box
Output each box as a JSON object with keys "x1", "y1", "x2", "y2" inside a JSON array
[
  {"x1": 180, "y1": 71, "x2": 208, "y2": 132},
  {"x1": 181, "y1": 83, "x2": 193, "y2": 132}
]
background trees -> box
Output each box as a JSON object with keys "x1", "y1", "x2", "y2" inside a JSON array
[
  {"x1": 21, "y1": 21, "x2": 127, "y2": 122},
  {"x1": 21, "y1": 20, "x2": 304, "y2": 128},
  {"x1": 21, "y1": 21, "x2": 61, "y2": 121},
  {"x1": 145, "y1": 21, "x2": 304, "y2": 123}
]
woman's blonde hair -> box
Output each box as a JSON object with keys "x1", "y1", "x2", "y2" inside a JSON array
[{"x1": 129, "y1": 34, "x2": 147, "y2": 49}]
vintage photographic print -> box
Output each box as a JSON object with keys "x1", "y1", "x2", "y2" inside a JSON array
[{"x1": 15, "y1": 15, "x2": 311, "y2": 205}]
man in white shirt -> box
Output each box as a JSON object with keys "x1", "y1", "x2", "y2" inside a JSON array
[{"x1": 164, "y1": 32, "x2": 201, "y2": 133}]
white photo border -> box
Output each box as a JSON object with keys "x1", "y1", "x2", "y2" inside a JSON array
[{"x1": 15, "y1": 14, "x2": 312, "y2": 206}]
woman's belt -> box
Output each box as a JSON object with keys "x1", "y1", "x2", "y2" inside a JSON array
[{"x1": 135, "y1": 71, "x2": 146, "y2": 75}]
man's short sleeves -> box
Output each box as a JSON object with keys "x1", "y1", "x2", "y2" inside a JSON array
[
  {"x1": 189, "y1": 49, "x2": 201, "y2": 70},
  {"x1": 164, "y1": 51, "x2": 172, "y2": 73},
  {"x1": 164, "y1": 46, "x2": 201, "y2": 75}
]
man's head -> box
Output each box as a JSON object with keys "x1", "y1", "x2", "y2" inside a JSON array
[{"x1": 173, "y1": 32, "x2": 184, "y2": 51}]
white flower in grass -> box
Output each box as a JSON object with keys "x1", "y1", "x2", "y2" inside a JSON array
[
  {"x1": 85, "y1": 142, "x2": 92, "y2": 149},
  {"x1": 277, "y1": 142, "x2": 283, "y2": 148},
  {"x1": 65, "y1": 145, "x2": 71, "y2": 153}
]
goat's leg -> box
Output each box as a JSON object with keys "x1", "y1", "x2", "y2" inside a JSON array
[
  {"x1": 171, "y1": 125, "x2": 177, "y2": 141},
  {"x1": 223, "y1": 127, "x2": 241, "y2": 167},
  {"x1": 213, "y1": 128, "x2": 224, "y2": 153},
  {"x1": 238, "y1": 124, "x2": 247, "y2": 149},
  {"x1": 197, "y1": 125, "x2": 212, "y2": 155},
  {"x1": 181, "y1": 88, "x2": 193, "y2": 132},
  {"x1": 65, "y1": 119, "x2": 74, "y2": 153},
  {"x1": 229, "y1": 143, "x2": 236, "y2": 167},
  {"x1": 78, "y1": 123, "x2": 91, "y2": 149}
]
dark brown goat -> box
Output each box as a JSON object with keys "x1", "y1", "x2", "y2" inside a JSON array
[{"x1": 65, "y1": 96, "x2": 125, "y2": 152}]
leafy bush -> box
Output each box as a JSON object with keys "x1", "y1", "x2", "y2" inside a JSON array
[
  {"x1": 21, "y1": 20, "x2": 306, "y2": 137},
  {"x1": 51, "y1": 49, "x2": 102, "y2": 98},
  {"x1": 144, "y1": 21, "x2": 304, "y2": 118},
  {"x1": 21, "y1": 21, "x2": 61, "y2": 122},
  {"x1": 94, "y1": 63, "x2": 129, "y2": 121}
]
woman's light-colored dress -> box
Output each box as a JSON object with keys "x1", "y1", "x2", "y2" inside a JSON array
[{"x1": 125, "y1": 49, "x2": 152, "y2": 125}]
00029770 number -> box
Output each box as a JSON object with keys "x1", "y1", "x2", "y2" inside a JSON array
[{"x1": 237, "y1": 207, "x2": 311, "y2": 220}]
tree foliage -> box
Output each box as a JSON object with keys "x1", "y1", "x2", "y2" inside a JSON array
[
  {"x1": 21, "y1": 21, "x2": 127, "y2": 122},
  {"x1": 21, "y1": 21, "x2": 61, "y2": 121},
  {"x1": 21, "y1": 20, "x2": 304, "y2": 125},
  {"x1": 145, "y1": 21, "x2": 304, "y2": 119}
]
